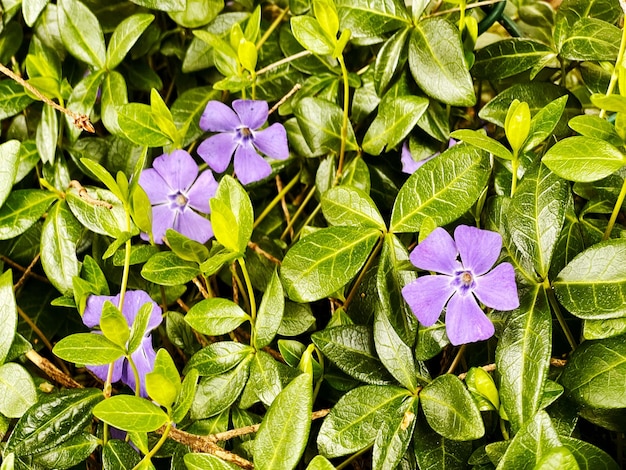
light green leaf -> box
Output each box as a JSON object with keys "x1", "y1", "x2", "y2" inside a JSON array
[
  {"x1": 390, "y1": 143, "x2": 490, "y2": 232},
  {"x1": 568, "y1": 115, "x2": 624, "y2": 147},
  {"x1": 306, "y1": 456, "x2": 336, "y2": 470},
  {"x1": 321, "y1": 186, "x2": 386, "y2": 230},
  {"x1": 185, "y1": 297, "x2": 251, "y2": 336},
  {"x1": 373, "y1": 27, "x2": 410, "y2": 94},
  {"x1": 106, "y1": 13, "x2": 155, "y2": 69},
  {"x1": 280, "y1": 226, "x2": 381, "y2": 302},
  {"x1": 185, "y1": 341, "x2": 254, "y2": 377},
  {"x1": 117, "y1": 103, "x2": 173, "y2": 147},
  {"x1": 93, "y1": 395, "x2": 168, "y2": 432},
  {"x1": 184, "y1": 453, "x2": 239, "y2": 470},
  {"x1": 0, "y1": 81, "x2": 34, "y2": 120},
  {"x1": 57, "y1": 0, "x2": 106, "y2": 68},
  {"x1": 0, "y1": 361, "x2": 35, "y2": 419},
  {"x1": 172, "y1": 368, "x2": 199, "y2": 422},
  {"x1": 66, "y1": 186, "x2": 126, "y2": 238},
  {"x1": 150, "y1": 88, "x2": 179, "y2": 143},
  {"x1": 128, "y1": 0, "x2": 185, "y2": 11},
  {"x1": 560, "y1": 18, "x2": 620, "y2": 61},
  {"x1": 36, "y1": 104, "x2": 58, "y2": 164},
  {"x1": 0, "y1": 270, "x2": 16, "y2": 366},
  {"x1": 100, "y1": 301, "x2": 130, "y2": 348},
  {"x1": 141, "y1": 251, "x2": 200, "y2": 286},
  {"x1": 554, "y1": 238, "x2": 626, "y2": 319},
  {"x1": 210, "y1": 175, "x2": 253, "y2": 254},
  {"x1": 0, "y1": 190, "x2": 56, "y2": 240},
  {"x1": 560, "y1": 436, "x2": 620, "y2": 470},
  {"x1": 53, "y1": 333, "x2": 125, "y2": 365},
  {"x1": 254, "y1": 373, "x2": 312, "y2": 470},
  {"x1": 337, "y1": 0, "x2": 411, "y2": 42},
  {"x1": 450, "y1": 129, "x2": 513, "y2": 160},
  {"x1": 0, "y1": 140, "x2": 20, "y2": 207},
  {"x1": 101, "y1": 71, "x2": 128, "y2": 134},
  {"x1": 168, "y1": 0, "x2": 223, "y2": 28},
  {"x1": 290, "y1": 16, "x2": 335, "y2": 56},
  {"x1": 473, "y1": 38, "x2": 555, "y2": 80},
  {"x1": 254, "y1": 269, "x2": 284, "y2": 350},
  {"x1": 408, "y1": 18, "x2": 474, "y2": 106}
]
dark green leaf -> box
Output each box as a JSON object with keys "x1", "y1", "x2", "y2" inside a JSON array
[
  {"x1": 321, "y1": 186, "x2": 386, "y2": 229},
  {"x1": 413, "y1": 412, "x2": 473, "y2": 470},
  {"x1": 0, "y1": 190, "x2": 54, "y2": 240},
  {"x1": 93, "y1": 395, "x2": 168, "y2": 432},
  {"x1": 0, "y1": 81, "x2": 34, "y2": 120},
  {"x1": 373, "y1": 310, "x2": 417, "y2": 391},
  {"x1": 185, "y1": 298, "x2": 251, "y2": 336},
  {"x1": 278, "y1": 302, "x2": 316, "y2": 336},
  {"x1": 473, "y1": 39, "x2": 554, "y2": 79},
  {"x1": 560, "y1": 436, "x2": 620, "y2": 470},
  {"x1": 254, "y1": 269, "x2": 284, "y2": 349},
  {"x1": 185, "y1": 342, "x2": 253, "y2": 377},
  {"x1": 31, "y1": 432, "x2": 98, "y2": 469},
  {"x1": 103, "y1": 439, "x2": 141, "y2": 470},
  {"x1": 141, "y1": 251, "x2": 200, "y2": 286},
  {"x1": 374, "y1": 27, "x2": 410, "y2": 94},
  {"x1": 65, "y1": 70, "x2": 105, "y2": 143},
  {"x1": 57, "y1": 0, "x2": 106, "y2": 68},
  {"x1": 172, "y1": 86, "x2": 220, "y2": 146}
]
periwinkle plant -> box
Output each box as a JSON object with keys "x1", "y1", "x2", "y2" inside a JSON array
[{"x1": 0, "y1": 0, "x2": 624, "y2": 469}]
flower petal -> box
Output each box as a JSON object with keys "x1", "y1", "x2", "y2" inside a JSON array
[
  {"x1": 83, "y1": 294, "x2": 116, "y2": 327},
  {"x1": 455, "y1": 225, "x2": 502, "y2": 276},
  {"x1": 186, "y1": 170, "x2": 218, "y2": 214},
  {"x1": 253, "y1": 123, "x2": 289, "y2": 160},
  {"x1": 232, "y1": 99, "x2": 268, "y2": 130},
  {"x1": 139, "y1": 169, "x2": 169, "y2": 204},
  {"x1": 123, "y1": 336, "x2": 157, "y2": 397},
  {"x1": 174, "y1": 209, "x2": 214, "y2": 244},
  {"x1": 152, "y1": 150, "x2": 198, "y2": 193},
  {"x1": 445, "y1": 292, "x2": 495, "y2": 346},
  {"x1": 409, "y1": 227, "x2": 460, "y2": 275},
  {"x1": 199, "y1": 100, "x2": 241, "y2": 132},
  {"x1": 196, "y1": 133, "x2": 238, "y2": 173},
  {"x1": 233, "y1": 144, "x2": 272, "y2": 185},
  {"x1": 473, "y1": 262, "x2": 520, "y2": 311},
  {"x1": 87, "y1": 355, "x2": 124, "y2": 383},
  {"x1": 401, "y1": 274, "x2": 456, "y2": 326},
  {"x1": 121, "y1": 290, "x2": 162, "y2": 332},
  {"x1": 151, "y1": 204, "x2": 177, "y2": 245}
]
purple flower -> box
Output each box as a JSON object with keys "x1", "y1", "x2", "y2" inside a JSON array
[
  {"x1": 197, "y1": 99, "x2": 289, "y2": 185},
  {"x1": 401, "y1": 225, "x2": 519, "y2": 345},
  {"x1": 139, "y1": 149, "x2": 217, "y2": 245},
  {"x1": 401, "y1": 138, "x2": 457, "y2": 174},
  {"x1": 82, "y1": 290, "x2": 162, "y2": 397}
]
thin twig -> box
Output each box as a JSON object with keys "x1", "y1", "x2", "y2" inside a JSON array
[
  {"x1": 68, "y1": 181, "x2": 113, "y2": 209},
  {"x1": 426, "y1": 0, "x2": 506, "y2": 17},
  {"x1": 13, "y1": 253, "x2": 41, "y2": 292},
  {"x1": 1, "y1": 255, "x2": 50, "y2": 284},
  {"x1": 26, "y1": 349, "x2": 83, "y2": 388},
  {"x1": 268, "y1": 83, "x2": 301, "y2": 115},
  {"x1": 456, "y1": 358, "x2": 567, "y2": 381},
  {"x1": 0, "y1": 62, "x2": 95, "y2": 133},
  {"x1": 247, "y1": 241, "x2": 281, "y2": 265}
]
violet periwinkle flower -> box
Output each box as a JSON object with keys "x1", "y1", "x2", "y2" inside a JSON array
[
  {"x1": 197, "y1": 99, "x2": 289, "y2": 185},
  {"x1": 401, "y1": 225, "x2": 519, "y2": 345},
  {"x1": 401, "y1": 138, "x2": 457, "y2": 174},
  {"x1": 82, "y1": 290, "x2": 162, "y2": 397},
  {"x1": 139, "y1": 149, "x2": 217, "y2": 245}
]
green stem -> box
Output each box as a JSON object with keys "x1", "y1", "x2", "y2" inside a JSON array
[
  {"x1": 126, "y1": 354, "x2": 142, "y2": 397},
  {"x1": 132, "y1": 421, "x2": 172, "y2": 470},
  {"x1": 238, "y1": 258, "x2": 256, "y2": 325},
  {"x1": 543, "y1": 279, "x2": 577, "y2": 351},
  {"x1": 599, "y1": 21, "x2": 626, "y2": 119},
  {"x1": 293, "y1": 204, "x2": 322, "y2": 241},
  {"x1": 510, "y1": 151, "x2": 519, "y2": 197},
  {"x1": 254, "y1": 170, "x2": 302, "y2": 229},
  {"x1": 603, "y1": 175, "x2": 626, "y2": 240},
  {"x1": 280, "y1": 184, "x2": 316, "y2": 241},
  {"x1": 343, "y1": 235, "x2": 384, "y2": 310},
  {"x1": 334, "y1": 54, "x2": 351, "y2": 184},
  {"x1": 39, "y1": 178, "x2": 65, "y2": 199}
]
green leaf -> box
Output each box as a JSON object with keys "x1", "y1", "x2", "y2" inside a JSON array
[
  {"x1": 80, "y1": 157, "x2": 125, "y2": 203},
  {"x1": 185, "y1": 341, "x2": 254, "y2": 376},
  {"x1": 65, "y1": 69, "x2": 106, "y2": 143},
  {"x1": 560, "y1": 18, "x2": 620, "y2": 61},
  {"x1": 93, "y1": 395, "x2": 168, "y2": 432},
  {"x1": 413, "y1": 413, "x2": 473, "y2": 469},
  {"x1": 534, "y1": 447, "x2": 579, "y2": 470},
  {"x1": 5, "y1": 388, "x2": 103, "y2": 456},
  {"x1": 525, "y1": 95, "x2": 569, "y2": 150},
  {"x1": 65, "y1": 186, "x2": 126, "y2": 238},
  {"x1": 127, "y1": 302, "x2": 153, "y2": 355},
  {"x1": 172, "y1": 368, "x2": 199, "y2": 422},
  {"x1": 36, "y1": 104, "x2": 58, "y2": 164},
  {"x1": 317, "y1": 385, "x2": 409, "y2": 458},
  {"x1": 543, "y1": 136, "x2": 625, "y2": 183},
  {"x1": 312, "y1": 325, "x2": 393, "y2": 384},
  {"x1": 337, "y1": 0, "x2": 411, "y2": 41},
  {"x1": 568, "y1": 115, "x2": 624, "y2": 147},
  {"x1": 117, "y1": 103, "x2": 173, "y2": 147},
  {"x1": 0, "y1": 81, "x2": 34, "y2": 120},
  {"x1": 254, "y1": 269, "x2": 284, "y2": 349},
  {"x1": 306, "y1": 456, "x2": 336, "y2": 470},
  {"x1": 450, "y1": 129, "x2": 513, "y2": 160},
  {"x1": 560, "y1": 436, "x2": 620, "y2": 470},
  {"x1": 496, "y1": 286, "x2": 552, "y2": 434},
  {"x1": 172, "y1": 86, "x2": 220, "y2": 146},
  {"x1": 294, "y1": 97, "x2": 358, "y2": 154},
  {"x1": 244, "y1": 350, "x2": 284, "y2": 407},
  {"x1": 279, "y1": 302, "x2": 316, "y2": 336},
  {"x1": 321, "y1": 186, "x2": 386, "y2": 230},
  {"x1": 106, "y1": 13, "x2": 155, "y2": 69},
  {"x1": 254, "y1": 373, "x2": 312, "y2": 470},
  {"x1": 57, "y1": 0, "x2": 106, "y2": 68},
  {"x1": 554, "y1": 238, "x2": 626, "y2": 319},
  {"x1": 191, "y1": 355, "x2": 252, "y2": 419},
  {"x1": 408, "y1": 18, "x2": 474, "y2": 106},
  {"x1": 505, "y1": 100, "x2": 531, "y2": 154},
  {"x1": 210, "y1": 175, "x2": 253, "y2": 254},
  {"x1": 561, "y1": 334, "x2": 626, "y2": 408},
  {"x1": 373, "y1": 27, "x2": 410, "y2": 94},
  {"x1": 100, "y1": 301, "x2": 130, "y2": 347},
  {"x1": 0, "y1": 140, "x2": 20, "y2": 207},
  {"x1": 0, "y1": 363, "x2": 37, "y2": 418},
  {"x1": 290, "y1": 16, "x2": 335, "y2": 56},
  {"x1": 141, "y1": 251, "x2": 200, "y2": 286},
  {"x1": 169, "y1": 0, "x2": 223, "y2": 28},
  {"x1": 103, "y1": 439, "x2": 141, "y2": 470},
  {"x1": 31, "y1": 432, "x2": 99, "y2": 469},
  {"x1": 40, "y1": 201, "x2": 82, "y2": 295},
  {"x1": 0, "y1": 190, "x2": 54, "y2": 238},
  {"x1": 129, "y1": 0, "x2": 185, "y2": 11},
  {"x1": 0, "y1": 270, "x2": 16, "y2": 366},
  {"x1": 390, "y1": 143, "x2": 490, "y2": 232},
  {"x1": 150, "y1": 88, "x2": 179, "y2": 143},
  {"x1": 281, "y1": 226, "x2": 381, "y2": 302},
  {"x1": 373, "y1": 310, "x2": 417, "y2": 391},
  {"x1": 505, "y1": 162, "x2": 568, "y2": 278},
  {"x1": 165, "y1": 229, "x2": 209, "y2": 264},
  {"x1": 101, "y1": 71, "x2": 128, "y2": 134},
  {"x1": 420, "y1": 374, "x2": 484, "y2": 440},
  {"x1": 184, "y1": 453, "x2": 239, "y2": 470},
  {"x1": 185, "y1": 297, "x2": 251, "y2": 336},
  {"x1": 473, "y1": 39, "x2": 554, "y2": 80},
  {"x1": 372, "y1": 396, "x2": 417, "y2": 470},
  {"x1": 53, "y1": 333, "x2": 125, "y2": 365},
  {"x1": 146, "y1": 349, "x2": 180, "y2": 409},
  {"x1": 495, "y1": 411, "x2": 561, "y2": 469}
]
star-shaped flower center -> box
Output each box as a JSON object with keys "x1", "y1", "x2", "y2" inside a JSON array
[
  {"x1": 169, "y1": 191, "x2": 188, "y2": 211},
  {"x1": 452, "y1": 269, "x2": 476, "y2": 295},
  {"x1": 236, "y1": 126, "x2": 254, "y2": 144}
]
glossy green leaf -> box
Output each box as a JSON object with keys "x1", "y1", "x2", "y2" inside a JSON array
[
  {"x1": 80, "y1": 157, "x2": 125, "y2": 203},
  {"x1": 5, "y1": 388, "x2": 103, "y2": 456},
  {"x1": 473, "y1": 39, "x2": 554, "y2": 79},
  {"x1": 57, "y1": 0, "x2": 106, "y2": 68},
  {"x1": 65, "y1": 69, "x2": 105, "y2": 143},
  {"x1": 278, "y1": 302, "x2": 316, "y2": 336},
  {"x1": 36, "y1": 104, "x2": 57, "y2": 164},
  {"x1": 0, "y1": 81, "x2": 34, "y2": 120},
  {"x1": 184, "y1": 453, "x2": 239, "y2": 470},
  {"x1": 101, "y1": 70, "x2": 128, "y2": 134},
  {"x1": 53, "y1": 333, "x2": 125, "y2": 365},
  {"x1": 420, "y1": 374, "x2": 484, "y2": 440},
  {"x1": 165, "y1": 229, "x2": 209, "y2": 264},
  {"x1": 141, "y1": 251, "x2": 200, "y2": 286},
  {"x1": 185, "y1": 298, "x2": 251, "y2": 336},
  {"x1": 103, "y1": 439, "x2": 141, "y2": 470},
  {"x1": 568, "y1": 115, "x2": 624, "y2": 147},
  {"x1": 146, "y1": 348, "x2": 180, "y2": 408},
  {"x1": 0, "y1": 362, "x2": 36, "y2": 418},
  {"x1": 105, "y1": 13, "x2": 155, "y2": 69},
  {"x1": 408, "y1": 18, "x2": 474, "y2": 106},
  {"x1": 560, "y1": 436, "x2": 620, "y2": 470},
  {"x1": 150, "y1": 88, "x2": 179, "y2": 143},
  {"x1": 372, "y1": 396, "x2": 417, "y2": 470},
  {"x1": 290, "y1": 16, "x2": 335, "y2": 56},
  {"x1": 254, "y1": 373, "x2": 312, "y2": 470},
  {"x1": 495, "y1": 411, "x2": 561, "y2": 469},
  {"x1": 505, "y1": 162, "x2": 568, "y2": 278},
  {"x1": 362, "y1": 95, "x2": 428, "y2": 155},
  {"x1": 65, "y1": 186, "x2": 126, "y2": 238},
  {"x1": 497, "y1": 286, "x2": 552, "y2": 434},
  {"x1": 337, "y1": 0, "x2": 410, "y2": 41},
  {"x1": 130, "y1": 0, "x2": 185, "y2": 11},
  {"x1": 117, "y1": 103, "x2": 172, "y2": 147},
  {"x1": 185, "y1": 341, "x2": 254, "y2": 377},
  {"x1": 543, "y1": 136, "x2": 625, "y2": 183},
  {"x1": 281, "y1": 226, "x2": 380, "y2": 302},
  {"x1": 306, "y1": 456, "x2": 336, "y2": 470},
  {"x1": 317, "y1": 385, "x2": 409, "y2": 457},
  {"x1": 413, "y1": 413, "x2": 473, "y2": 469},
  {"x1": 172, "y1": 368, "x2": 199, "y2": 422},
  {"x1": 168, "y1": 0, "x2": 223, "y2": 28},
  {"x1": 0, "y1": 270, "x2": 16, "y2": 366},
  {"x1": 560, "y1": 18, "x2": 620, "y2": 61},
  {"x1": 93, "y1": 395, "x2": 168, "y2": 432},
  {"x1": 312, "y1": 325, "x2": 393, "y2": 384},
  {"x1": 525, "y1": 95, "x2": 569, "y2": 150},
  {"x1": 254, "y1": 269, "x2": 284, "y2": 349},
  {"x1": 100, "y1": 301, "x2": 130, "y2": 347},
  {"x1": 373, "y1": 310, "x2": 417, "y2": 391},
  {"x1": 450, "y1": 129, "x2": 513, "y2": 160},
  {"x1": 31, "y1": 432, "x2": 98, "y2": 469},
  {"x1": 0, "y1": 140, "x2": 20, "y2": 207},
  {"x1": 390, "y1": 143, "x2": 490, "y2": 232},
  {"x1": 40, "y1": 201, "x2": 82, "y2": 295},
  {"x1": 0, "y1": 190, "x2": 54, "y2": 238},
  {"x1": 321, "y1": 186, "x2": 386, "y2": 230},
  {"x1": 294, "y1": 97, "x2": 358, "y2": 154},
  {"x1": 374, "y1": 27, "x2": 410, "y2": 94},
  {"x1": 244, "y1": 350, "x2": 285, "y2": 407},
  {"x1": 554, "y1": 239, "x2": 626, "y2": 319},
  {"x1": 210, "y1": 175, "x2": 253, "y2": 255},
  {"x1": 172, "y1": 86, "x2": 220, "y2": 146}
]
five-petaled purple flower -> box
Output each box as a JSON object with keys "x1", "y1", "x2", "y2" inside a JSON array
[
  {"x1": 197, "y1": 99, "x2": 289, "y2": 185},
  {"x1": 402, "y1": 225, "x2": 519, "y2": 345},
  {"x1": 140, "y1": 149, "x2": 217, "y2": 245},
  {"x1": 82, "y1": 290, "x2": 162, "y2": 397}
]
